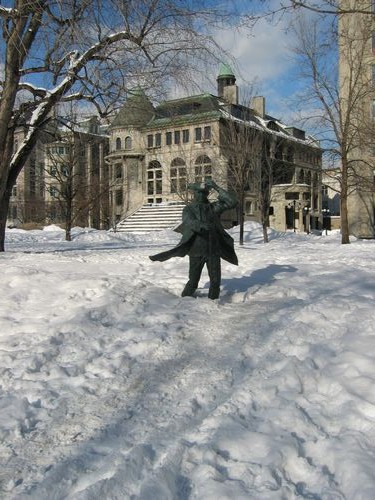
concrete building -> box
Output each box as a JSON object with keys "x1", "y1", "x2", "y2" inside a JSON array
[
  {"x1": 106, "y1": 65, "x2": 322, "y2": 233},
  {"x1": 7, "y1": 117, "x2": 109, "y2": 229},
  {"x1": 339, "y1": 0, "x2": 375, "y2": 237}
]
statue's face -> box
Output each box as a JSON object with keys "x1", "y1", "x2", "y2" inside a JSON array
[{"x1": 194, "y1": 191, "x2": 208, "y2": 203}]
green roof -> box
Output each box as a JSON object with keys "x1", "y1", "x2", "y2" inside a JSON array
[
  {"x1": 110, "y1": 89, "x2": 155, "y2": 129},
  {"x1": 218, "y1": 62, "x2": 235, "y2": 78}
]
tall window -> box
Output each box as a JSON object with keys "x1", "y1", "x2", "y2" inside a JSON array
[
  {"x1": 182, "y1": 129, "x2": 190, "y2": 143},
  {"x1": 166, "y1": 131, "x2": 172, "y2": 145},
  {"x1": 195, "y1": 127, "x2": 202, "y2": 142},
  {"x1": 155, "y1": 133, "x2": 161, "y2": 147},
  {"x1": 147, "y1": 134, "x2": 153, "y2": 148},
  {"x1": 174, "y1": 130, "x2": 181, "y2": 145},
  {"x1": 115, "y1": 163, "x2": 122, "y2": 179},
  {"x1": 147, "y1": 160, "x2": 163, "y2": 199},
  {"x1": 195, "y1": 155, "x2": 212, "y2": 183},
  {"x1": 116, "y1": 137, "x2": 122, "y2": 150},
  {"x1": 170, "y1": 158, "x2": 187, "y2": 194},
  {"x1": 204, "y1": 126, "x2": 211, "y2": 141},
  {"x1": 125, "y1": 136, "x2": 132, "y2": 150},
  {"x1": 115, "y1": 189, "x2": 123, "y2": 206}
]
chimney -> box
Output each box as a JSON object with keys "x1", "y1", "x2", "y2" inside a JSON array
[{"x1": 252, "y1": 96, "x2": 266, "y2": 118}]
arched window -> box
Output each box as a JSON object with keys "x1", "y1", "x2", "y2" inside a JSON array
[
  {"x1": 170, "y1": 158, "x2": 187, "y2": 194},
  {"x1": 195, "y1": 155, "x2": 212, "y2": 183},
  {"x1": 298, "y1": 169, "x2": 305, "y2": 184},
  {"x1": 125, "y1": 136, "x2": 132, "y2": 150},
  {"x1": 115, "y1": 137, "x2": 122, "y2": 150},
  {"x1": 147, "y1": 160, "x2": 163, "y2": 200}
]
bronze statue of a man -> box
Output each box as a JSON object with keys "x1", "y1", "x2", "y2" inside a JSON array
[{"x1": 149, "y1": 180, "x2": 238, "y2": 299}]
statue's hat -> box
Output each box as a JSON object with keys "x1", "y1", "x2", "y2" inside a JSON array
[{"x1": 188, "y1": 182, "x2": 210, "y2": 194}]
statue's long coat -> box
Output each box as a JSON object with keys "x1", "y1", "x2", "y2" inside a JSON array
[{"x1": 150, "y1": 192, "x2": 238, "y2": 266}]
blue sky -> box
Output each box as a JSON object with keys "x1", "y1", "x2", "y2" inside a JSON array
[
  {"x1": 170, "y1": 2, "x2": 306, "y2": 126},
  {"x1": 0, "y1": 0, "x2": 314, "y2": 128}
]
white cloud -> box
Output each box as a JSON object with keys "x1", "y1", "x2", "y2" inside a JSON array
[{"x1": 213, "y1": 17, "x2": 296, "y2": 87}]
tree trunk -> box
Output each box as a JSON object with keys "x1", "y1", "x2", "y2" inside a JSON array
[
  {"x1": 341, "y1": 160, "x2": 350, "y2": 244},
  {"x1": 262, "y1": 222, "x2": 269, "y2": 243},
  {"x1": 65, "y1": 195, "x2": 73, "y2": 242},
  {"x1": 0, "y1": 189, "x2": 11, "y2": 252},
  {"x1": 239, "y1": 193, "x2": 244, "y2": 246}
]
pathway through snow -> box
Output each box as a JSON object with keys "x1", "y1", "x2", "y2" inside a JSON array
[{"x1": 0, "y1": 227, "x2": 374, "y2": 498}]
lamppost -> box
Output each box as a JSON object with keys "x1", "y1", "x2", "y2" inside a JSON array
[
  {"x1": 303, "y1": 205, "x2": 311, "y2": 234},
  {"x1": 322, "y1": 207, "x2": 330, "y2": 235},
  {"x1": 287, "y1": 200, "x2": 297, "y2": 232}
]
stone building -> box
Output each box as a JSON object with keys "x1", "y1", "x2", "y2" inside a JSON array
[
  {"x1": 338, "y1": 0, "x2": 375, "y2": 238},
  {"x1": 106, "y1": 65, "x2": 322, "y2": 233},
  {"x1": 7, "y1": 117, "x2": 109, "y2": 229}
]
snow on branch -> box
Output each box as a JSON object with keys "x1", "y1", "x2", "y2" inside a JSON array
[
  {"x1": 17, "y1": 82, "x2": 47, "y2": 98},
  {"x1": 0, "y1": 6, "x2": 16, "y2": 18}
]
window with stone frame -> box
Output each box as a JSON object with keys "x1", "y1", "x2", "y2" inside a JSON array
[
  {"x1": 147, "y1": 160, "x2": 163, "y2": 196},
  {"x1": 194, "y1": 155, "x2": 212, "y2": 183},
  {"x1": 125, "y1": 136, "x2": 132, "y2": 149},
  {"x1": 194, "y1": 127, "x2": 202, "y2": 142},
  {"x1": 166, "y1": 131, "x2": 172, "y2": 146},
  {"x1": 203, "y1": 126, "x2": 211, "y2": 141},
  {"x1": 182, "y1": 129, "x2": 190, "y2": 143},
  {"x1": 115, "y1": 189, "x2": 123, "y2": 206},
  {"x1": 170, "y1": 158, "x2": 187, "y2": 194},
  {"x1": 115, "y1": 163, "x2": 122, "y2": 179}
]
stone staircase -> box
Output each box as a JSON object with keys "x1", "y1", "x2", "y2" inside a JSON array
[{"x1": 114, "y1": 202, "x2": 186, "y2": 233}]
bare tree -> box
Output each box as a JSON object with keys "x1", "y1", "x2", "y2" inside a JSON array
[
  {"x1": 246, "y1": 0, "x2": 375, "y2": 25},
  {"x1": 43, "y1": 119, "x2": 110, "y2": 240},
  {"x1": 288, "y1": 11, "x2": 375, "y2": 243},
  {"x1": 220, "y1": 116, "x2": 261, "y2": 244},
  {"x1": 0, "y1": 0, "x2": 226, "y2": 251}
]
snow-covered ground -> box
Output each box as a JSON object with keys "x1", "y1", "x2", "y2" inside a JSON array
[{"x1": 1, "y1": 223, "x2": 374, "y2": 499}]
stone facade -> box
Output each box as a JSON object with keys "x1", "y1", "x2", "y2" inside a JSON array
[
  {"x1": 106, "y1": 68, "x2": 322, "y2": 233},
  {"x1": 7, "y1": 117, "x2": 109, "y2": 229},
  {"x1": 339, "y1": 0, "x2": 375, "y2": 238}
]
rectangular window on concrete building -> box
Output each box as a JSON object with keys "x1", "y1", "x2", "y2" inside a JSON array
[
  {"x1": 182, "y1": 129, "x2": 189, "y2": 143},
  {"x1": 166, "y1": 132, "x2": 172, "y2": 145},
  {"x1": 174, "y1": 130, "x2": 180, "y2": 144},
  {"x1": 195, "y1": 127, "x2": 202, "y2": 142},
  {"x1": 204, "y1": 126, "x2": 211, "y2": 141},
  {"x1": 115, "y1": 190, "x2": 123, "y2": 206},
  {"x1": 155, "y1": 133, "x2": 161, "y2": 147},
  {"x1": 147, "y1": 134, "x2": 153, "y2": 148},
  {"x1": 372, "y1": 100, "x2": 375, "y2": 119},
  {"x1": 115, "y1": 164, "x2": 122, "y2": 179}
]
